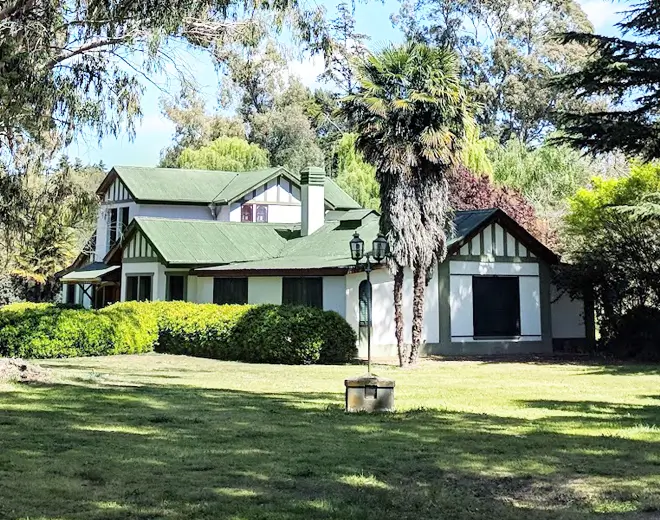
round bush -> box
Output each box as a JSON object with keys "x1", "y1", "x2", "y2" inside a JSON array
[{"x1": 607, "y1": 305, "x2": 660, "y2": 361}]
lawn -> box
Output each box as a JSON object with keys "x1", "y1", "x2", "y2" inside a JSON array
[{"x1": 1, "y1": 355, "x2": 659, "y2": 520}]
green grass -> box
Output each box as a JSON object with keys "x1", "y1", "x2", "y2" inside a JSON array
[{"x1": 1, "y1": 354, "x2": 659, "y2": 519}]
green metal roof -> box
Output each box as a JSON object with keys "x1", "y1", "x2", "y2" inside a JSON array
[
  {"x1": 133, "y1": 217, "x2": 291, "y2": 266},
  {"x1": 106, "y1": 166, "x2": 360, "y2": 209},
  {"x1": 60, "y1": 263, "x2": 120, "y2": 283},
  {"x1": 132, "y1": 208, "x2": 539, "y2": 272}
]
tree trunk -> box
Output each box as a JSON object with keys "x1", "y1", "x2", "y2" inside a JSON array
[
  {"x1": 393, "y1": 265, "x2": 407, "y2": 367},
  {"x1": 409, "y1": 264, "x2": 426, "y2": 365}
]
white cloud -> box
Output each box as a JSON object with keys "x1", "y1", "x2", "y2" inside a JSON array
[{"x1": 578, "y1": 0, "x2": 622, "y2": 31}]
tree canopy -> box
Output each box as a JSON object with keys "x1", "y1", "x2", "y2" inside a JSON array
[
  {"x1": 341, "y1": 42, "x2": 469, "y2": 365},
  {"x1": 552, "y1": 0, "x2": 660, "y2": 160},
  {"x1": 395, "y1": 0, "x2": 594, "y2": 144},
  {"x1": 174, "y1": 137, "x2": 270, "y2": 171}
]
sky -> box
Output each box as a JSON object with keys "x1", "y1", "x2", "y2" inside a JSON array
[{"x1": 66, "y1": 0, "x2": 626, "y2": 167}]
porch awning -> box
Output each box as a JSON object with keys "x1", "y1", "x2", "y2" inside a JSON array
[{"x1": 60, "y1": 263, "x2": 120, "y2": 284}]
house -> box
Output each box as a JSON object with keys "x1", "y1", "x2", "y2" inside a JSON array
[{"x1": 58, "y1": 165, "x2": 593, "y2": 356}]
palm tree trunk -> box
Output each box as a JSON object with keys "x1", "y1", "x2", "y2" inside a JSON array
[
  {"x1": 393, "y1": 265, "x2": 407, "y2": 367},
  {"x1": 409, "y1": 264, "x2": 426, "y2": 365}
]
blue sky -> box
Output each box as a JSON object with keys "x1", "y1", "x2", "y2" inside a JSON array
[{"x1": 67, "y1": 0, "x2": 625, "y2": 167}]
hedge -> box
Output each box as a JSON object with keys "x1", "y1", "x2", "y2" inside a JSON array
[{"x1": 0, "y1": 301, "x2": 357, "y2": 364}]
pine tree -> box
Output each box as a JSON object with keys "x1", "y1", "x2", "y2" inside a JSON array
[{"x1": 553, "y1": 0, "x2": 660, "y2": 159}]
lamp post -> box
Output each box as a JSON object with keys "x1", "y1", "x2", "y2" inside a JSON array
[{"x1": 349, "y1": 232, "x2": 389, "y2": 375}]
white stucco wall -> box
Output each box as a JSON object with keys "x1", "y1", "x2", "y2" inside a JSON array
[
  {"x1": 345, "y1": 267, "x2": 440, "y2": 355},
  {"x1": 551, "y1": 284, "x2": 586, "y2": 338},
  {"x1": 301, "y1": 184, "x2": 325, "y2": 235},
  {"x1": 229, "y1": 202, "x2": 302, "y2": 224},
  {"x1": 121, "y1": 262, "x2": 166, "y2": 301},
  {"x1": 323, "y1": 277, "x2": 346, "y2": 316},
  {"x1": 195, "y1": 277, "x2": 214, "y2": 303},
  {"x1": 248, "y1": 277, "x2": 282, "y2": 304},
  {"x1": 449, "y1": 260, "x2": 541, "y2": 342},
  {"x1": 135, "y1": 204, "x2": 213, "y2": 220}
]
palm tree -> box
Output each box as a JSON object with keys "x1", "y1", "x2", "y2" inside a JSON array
[{"x1": 341, "y1": 42, "x2": 469, "y2": 366}]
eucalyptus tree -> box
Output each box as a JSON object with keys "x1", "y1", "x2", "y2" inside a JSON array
[
  {"x1": 394, "y1": 0, "x2": 593, "y2": 144},
  {"x1": 0, "y1": 0, "x2": 328, "y2": 154},
  {"x1": 341, "y1": 43, "x2": 469, "y2": 366}
]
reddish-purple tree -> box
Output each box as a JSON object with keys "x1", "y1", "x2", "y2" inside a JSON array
[{"x1": 447, "y1": 165, "x2": 557, "y2": 248}]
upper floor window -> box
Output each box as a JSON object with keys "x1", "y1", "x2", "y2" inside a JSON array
[
  {"x1": 241, "y1": 204, "x2": 269, "y2": 223},
  {"x1": 109, "y1": 208, "x2": 118, "y2": 247}
]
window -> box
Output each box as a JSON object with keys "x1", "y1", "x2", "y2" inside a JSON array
[
  {"x1": 282, "y1": 277, "x2": 323, "y2": 308},
  {"x1": 109, "y1": 208, "x2": 118, "y2": 247},
  {"x1": 166, "y1": 275, "x2": 186, "y2": 301},
  {"x1": 359, "y1": 280, "x2": 371, "y2": 326},
  {"x1": 66, "y1": 284, "x2": 76, "y2": 305},
  {"x1": 213, "y1": 278, "x2": 248, "y2": 304},
  {"x1": 472, "y1": 276, "x2": 520, "y2": 337},
  {"x1": 120, "y1": 206, "x2": 130, "y2": 236},
  {"x1": 241, "y1": 205, "x2": 253, "y2": 222},
  {"x1": 126, "y1": 275, "x2": 152, "y2": 301},
  {"x1": 255, "y1": 204, "x2": 268, "y2": 223}
]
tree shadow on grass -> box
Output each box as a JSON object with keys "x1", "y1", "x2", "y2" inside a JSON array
[{"x1": 0, "y1": 383, "x2": 659, "y2": 520}]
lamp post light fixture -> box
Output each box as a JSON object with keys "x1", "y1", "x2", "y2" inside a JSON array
[
  {"x1": 349, "y1": 232, "x2": 388, "y2": 374},
  {"x1": 345, "y1": 231, "x2": 395, "y2": 413}
]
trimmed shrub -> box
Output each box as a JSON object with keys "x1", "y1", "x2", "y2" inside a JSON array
[
  {"x1": 0, "y1": 302, "x2": 157, "y2": 358},
  {"x1": 0, "y1": 301, "x2": 358, "y2": 364},
  {"x1": 153, "y1": 302, "x2": 251, "y2": 359}
]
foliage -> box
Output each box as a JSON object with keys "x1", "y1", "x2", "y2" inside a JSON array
[
  {"x1": 460, "y1": 121, "x2": 495, "y2": 177},
  {"x1": 564, "y1": 162, "x2": 660, "y2": 242},
  {"x1": 552, "y1": 0, "x2": 660, "y2": 159},
  {"x1": 159, "y1": 86, "x2": 246, "y2": 167},
  {"x1": 0, "y1": 0, "x2": 328, "y2": 153},
  {"x1": 558, "y1": 163, "x2": 660, "y2": 359},
  {"x1": 447, "y1": 165, "x2": 555, "y2": 246},
  {"x1": 320, "y1": 2, "x2": 369, "y2": 94},
  {"x1": 490, "y1": 138, "x2": 595, "y2": 229},
  {"x1": 0, "y1": 302, "x2": 157, "y2": 358},
  {"x1": 0, "y1": 147, "x2": 101, "y2": 280},
  {"x1": 334, "y1": 134, "x2": 379, "y2": 210},
  {"x1": 155, "y1": 302, "x2": 356, "y2": 365},
  {"x1": 174, "y1": 137, "x2": 270, "y2": 171},
  {"x1": 0, "y1": 301, "x2": 357, "y2": 364},
  {"x1": 557, "y1": 212, "x2": 660, "y2": 360},
  {"x1": 341, "y1": 42, "x2": 469, "y2": 366},
  {"x1": 394, "y1": 0, "x2": 594, "y2": 143},
  {"x1": 250, "y1": 96, "x2": 325, "y2": 174}
]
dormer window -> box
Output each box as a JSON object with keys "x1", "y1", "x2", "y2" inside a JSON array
[{"x1": 241, "y1": 204, "x2": 253, "y2": 222}]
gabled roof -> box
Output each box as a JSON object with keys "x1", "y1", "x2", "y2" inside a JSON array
[
  {"x1": 125, "y1": 217, "x2": 293, "y2": 266},
  {"x1": 97, "y1": 165, "x2": 361, "y2": 210},
  {"x1": 110, "y1": 207, "x2": 556, "y2": 272},
  {"x1": 447, "y1": 208, "x2": 558, "y2": 263}
]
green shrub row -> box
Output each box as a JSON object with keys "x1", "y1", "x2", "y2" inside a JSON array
[{"x1": 0, "y1": 301, "x2": 357, "y2": 364}]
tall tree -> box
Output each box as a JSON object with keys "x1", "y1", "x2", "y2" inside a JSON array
[
  {"x1": 175, "y1": 137, "x2": 270, "y2": 171},
  {"x1": 552, "y1": 0, "x2": 660, "y2": 160},
  {"x1": 394, "y1": 0, "x2": 593, "y2": 144},
  {"x1": 0, "y1": 0, "x2": 328, "y2": 154},
  {"x1": 342, "y1": 43, "x2": 469, "y2": 366},
  {"x1": 334, "y1": 133, "x2": 380, "y2": 210}
]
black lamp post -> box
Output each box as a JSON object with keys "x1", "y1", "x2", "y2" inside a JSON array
[{"x1": 349, "y1": 232, "x2": 389, "y2": 374}]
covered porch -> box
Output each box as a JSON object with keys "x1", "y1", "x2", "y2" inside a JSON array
[{"x1": 59, "y1": 262, "x2": 121, "y2": 309}]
